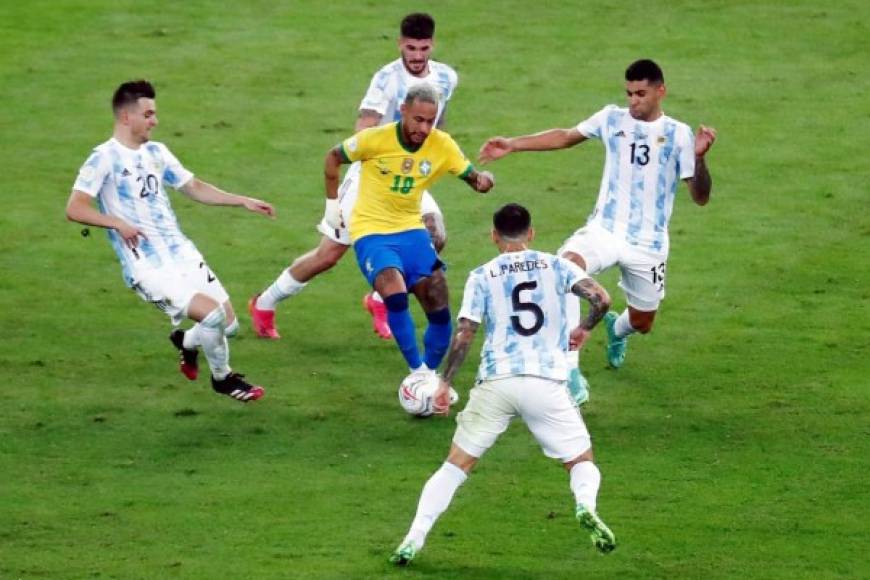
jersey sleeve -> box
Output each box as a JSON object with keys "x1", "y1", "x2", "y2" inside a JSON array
[
  {"x1": 339, "y1": 127, "x2": 378, "y2": 163},
  {"x1": 358, "y1": 68, "x2": 393, "y2": 116},
  {"x1": 72, "y1": 150, "x2": 110, "y2": 197},
  {"x1": 576, "y1": 105, "x2": 615, "y2": 140},
  {"x1": 555, "y1": 257, "x2": 589, "y2": 294},
  {"x1": 444, "y1": 134, "x2": 473, "y2": 178},
  {"x1": 457, "y1": 270, "x2": 486, "y2": 323},
  {"x1": 158, "y1": 143, "x2": 194, "y2": 189},
  {"x1": 677, "y1": 125, "x2": 696, "y2": 180}
]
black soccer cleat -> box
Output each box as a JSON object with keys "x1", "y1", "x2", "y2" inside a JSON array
[
  {"x1": 169, "y1": 330, "x2": 199, "y2": 381},
  {"x1": 211, "y1": 372, "x2": 265, "y2": 403}
]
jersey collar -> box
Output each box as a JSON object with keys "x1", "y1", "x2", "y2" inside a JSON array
[{"x1": 395, "y1": 122, "x2": 422, "y2": 153}]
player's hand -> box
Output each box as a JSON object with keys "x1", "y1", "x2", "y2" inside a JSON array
[
  {"x1": 115, "y1": 220, "x2": 147, "y2": 249},
  {"x1": 569, "y1": 327, "x2": 591, "y2": 351},
  {"x1": 323, "y1": 198, "x2": 342, "y2": 229},
  {"x1": 241, "y1": 196, "x2": 276, "y2": 217},
  {"x1": 476, "y1": 170, "x2": 495, "y2": 193},
  {"x1": 695, "y1": 125, "x2": 717, "y2": 157},
  {"x1": 432, "y1": 378, "x2": 453, "y2": 416},
  {"x1": 478, "y1": 137, "x2": 513, "y2": 165}
]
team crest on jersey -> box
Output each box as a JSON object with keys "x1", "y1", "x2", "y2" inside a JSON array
[
  {"x1": 401, "y1": 157, "x2": 414, "y2": 174},
  {"x1": 419, "y1": 159, "x2": 432, "y2": 177},
  {"x1": 657, "y1": 136, "x2": 667, "y2": 144}
]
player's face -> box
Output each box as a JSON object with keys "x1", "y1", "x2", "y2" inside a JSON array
[
  {"x1": 400, "y1": 100, "x2": 438, "y2": 145},
  {"x1": 124, "y1": 98, "x2": 158, "y2": 144},
  {"x1": 625, "y1": 80, "x2": 665, "y2": 121},
  {"x1": 399, "y1": 37, "x2": 433, "y2": 77}
]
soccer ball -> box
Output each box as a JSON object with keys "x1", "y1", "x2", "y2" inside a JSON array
[{"x1": 397, "y1": 371, "x2": 459, "y2": 417}]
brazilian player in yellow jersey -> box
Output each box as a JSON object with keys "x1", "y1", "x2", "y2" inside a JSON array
[{"x1": 323, "y1": 83, "x2": 495, "y2": 376}]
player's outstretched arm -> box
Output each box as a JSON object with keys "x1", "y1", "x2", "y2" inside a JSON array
[
  {"x1": 686, "y1": 125, "x2": 717, "y2": 206},
  {"x1": 461, "y1": 168, "x2": 495, "y2": 193},
  {"x1": 65, "y1": 190, "x2": 146, "y2": 248},
  {"x1": 569, "y1": 278, "x2": 611, "y2": 351},
  {"x1": 433, "y1": 318, "x2": 480, "y2": 415},
  {"x1": 180, "y1": 178, "x2": 275, "y2": 217},
  {"x1": 478, "y1": 128, "x2": 587, "y2": 164}
]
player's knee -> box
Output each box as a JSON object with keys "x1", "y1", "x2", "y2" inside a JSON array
[
  {"x1": 426, "y1": 307, "x2": 451, "y2": 326},
  {"x1": 564, "y1": 448, "x2": 594, "y2": 470},
  {"x1": 200, "y1": 305, "x2": 227, "y2": 330},
  {"x1": 384, "y1": 292, "x2": 409, "y2": 313},
  {"x1": 431, "y1": 232, "x2": 446, "y2": 253},
  {"x1": 628, "y1": 312, "x2": 655, "y2": 334}
]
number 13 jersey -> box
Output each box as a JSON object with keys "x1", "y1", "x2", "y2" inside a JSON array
[
  {"x1": 578, "y1": 105, "x2": 695, "y2": 254},
  {"x1": 458, "y1": 249, "x2": 588, "y2": 382}
]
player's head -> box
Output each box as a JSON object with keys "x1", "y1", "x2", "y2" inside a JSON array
[
  {"x1": 399, "y1": 84, "x2": 439, "y2": 145},
  {"x1": 492, "y1": 203, "x2": 535, "y2": 247},
  {"x1": 399, "y1": 13, "x2": 435, "y2": 76},
  {"x1": 624, "y1": 59, "x2": 666, "y2": 122},
  {"x1": 112, "y1": 80, "x2": 158, "y2": 144}
]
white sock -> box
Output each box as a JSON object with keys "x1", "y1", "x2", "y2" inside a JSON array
[
  {"x1": 256, "y1": 269, "x2": 307, "y2": 310},
  {"x1": 371, "y1": 291, "x2": 384, "y2": 303},
  {"x1": 614, "y1": 309, "x2": 636, "y2": 339},
  {"x1": 199, "y1": 307, "x2": 231, "y2": 380},
  {"x1": 224, "y1": 318, "x2": 239, "y2": 338},
  {"x1": 182, "y1": 324, "x2": 201, "y2": 349},
  {"x1": 569, "y1": 461, "x2": 601, "y2": 512},
  {"x1": 403, "y1": 461, "x2": 467, "y2": 549}
]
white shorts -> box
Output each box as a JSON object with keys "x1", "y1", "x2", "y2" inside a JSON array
[
  {"x1": 317, "y1": 161, "x2": 442, "y2": 245},
  {"x1": 453, "y1": 375, "x2": 591, "y2": 462},
  {"x1": 129, "y1": 256, "x2": 229, "y2": 325},
  {"x1": 558, "y1": 222, "x2": 668, "y2": 311}
]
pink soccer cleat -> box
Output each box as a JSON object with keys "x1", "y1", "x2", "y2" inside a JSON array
[
  {"x1": 363, "y1": 292, "x2": 392, "y2": 340},
  {"x1": 248, "y1": 294, "x2": 280, "y2": 339}
]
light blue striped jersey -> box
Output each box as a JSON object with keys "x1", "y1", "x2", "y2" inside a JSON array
[
  {"x1": 72, "y1": 138, "x2": 198, "y2": 286},
  {"x1": 577, "y1": 105, "x2": 695, "y2": 254},
  {"x1": 458, "y1": 250, "x2": 589, "y2": 382},
  {"x1": 359, "y1": 58, "x2": 458, "y2": 126}
]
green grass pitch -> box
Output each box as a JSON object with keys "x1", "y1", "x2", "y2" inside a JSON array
[{"x1": 0, "y1": 1, "x2": 868, "y2": 578}]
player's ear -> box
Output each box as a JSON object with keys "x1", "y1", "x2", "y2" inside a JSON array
[
  {"x1": 490, "y1": 229, "x2": 498, "y2": 245},
  {"x1": 527, "y1": 227, "x2": 535, "y2": 243}
]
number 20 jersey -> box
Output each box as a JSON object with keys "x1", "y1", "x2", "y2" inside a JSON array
[
  {"x1": 458, "y1": 249, "x2": 589, "y2": 383},
  {"x1": 72, "y1": 138, "x2": 196, "y2": 286}
]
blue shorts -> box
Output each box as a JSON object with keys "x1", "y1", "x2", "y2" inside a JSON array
[{"x1": 353, "y1": 229, "x2": 443, "y2": 289}]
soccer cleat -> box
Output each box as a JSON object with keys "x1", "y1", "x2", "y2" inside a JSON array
[
  {"x1": 248, "y1": 294, "x2": 280, "y2": 339},
  {"x1": 389, "y1": 540, "x2": 418, "y2": 566},
  {"x1": 576, "y1": 505, "x2": 616, "y2": 554},
  {"x1": 211, "y1": 372, "x2": 265, "y2": 403},
  {"x1": 169, "y1": 329, "x2": 199, "y2": 381},
  {"x1": 604, "y1": 312, "x2": 628, "y2": 369},
  {"x1": 567, "y1": 367, "x2": 590, "y2": 407},
  {"x1": 363, "y1": 292, "x2": 392, "y2": 340},
  {"x1": 576, "y1": 504, "x2": 617, "y2": 554}
]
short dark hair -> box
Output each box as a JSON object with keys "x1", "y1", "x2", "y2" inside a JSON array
[
  {"x1": 493, "y1": 203, "x2": 531, "y2": 239},
  {"x1": 400, "y1": 13, "x2": 435, "y2": 39},
  {"x1": 625, "y1": 59, "x2": 664, "y2": 85},
  {"x1": 112, "y1": 80, "x2": 155, "y2": 114}
]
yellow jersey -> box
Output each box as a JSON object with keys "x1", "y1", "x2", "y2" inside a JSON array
[{"x1": 340, "y1": 122, "x2": 473, "y2": 241}]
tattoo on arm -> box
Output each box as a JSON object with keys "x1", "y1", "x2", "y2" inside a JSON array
[
  {"x1": 572, "y1": 278, "x2": 610, "y2": 330},
  {"x1": 442, "y1": 318, "x2": 479, "y2": 383}
]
